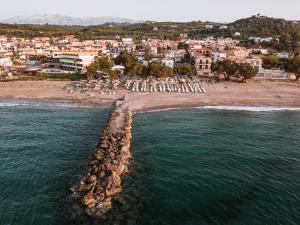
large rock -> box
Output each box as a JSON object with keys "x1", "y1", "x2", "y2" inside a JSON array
[{"x1": 82, "y1": 190, "x2": 95, "y2": 207}]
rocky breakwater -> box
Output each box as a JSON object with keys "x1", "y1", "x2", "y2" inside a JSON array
[{"x1": 70, "y1": 100, "x2": 133, "y2": 218}]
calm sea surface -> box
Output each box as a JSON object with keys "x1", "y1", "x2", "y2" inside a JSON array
[{"x1": 0, "y1": 100, "x2": 299, "y2": 225}]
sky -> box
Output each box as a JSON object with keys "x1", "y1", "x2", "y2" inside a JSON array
[{"x1": 1, "y1": 0, "x2": 299, "y2": 22}]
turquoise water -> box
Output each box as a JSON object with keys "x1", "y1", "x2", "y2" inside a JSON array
[
  {"x1": 0, "y1": 100, "x2": 300, "y2": 225},
  {"x1": 0, "y1": 100, "x2": 111, "y2": 225},
  {"x1": 131, "y1": 108, "x2": 300, "y2": 225}
]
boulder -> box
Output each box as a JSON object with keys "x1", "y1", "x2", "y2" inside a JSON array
[{"x1": 82, "y1": 191, "x2": 95, "y2": 207}]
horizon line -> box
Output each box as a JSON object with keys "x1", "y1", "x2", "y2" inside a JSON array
[{"x1": 0, "y1": 13, "x2": 299, "y2": 24}]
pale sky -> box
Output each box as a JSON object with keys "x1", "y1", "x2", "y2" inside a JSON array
[{"x1": 1, "y1": 0, "x2": 299, "y2": 22}]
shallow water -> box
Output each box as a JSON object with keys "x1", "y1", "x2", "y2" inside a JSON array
[{"x1": 0, "y1": 101, "x2": 300, "y2": 225}]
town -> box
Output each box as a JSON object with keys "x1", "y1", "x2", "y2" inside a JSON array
[
  {"x1": 0, "y1": 23, "x2": 299, "y2": 96},
  {"x1": 1, "y1": 1, "x2": 300, "y2": 224}
]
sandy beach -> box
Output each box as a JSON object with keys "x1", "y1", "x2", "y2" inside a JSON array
[
  {"x1": 0, "y1": 80, "x2": 120, "y2": 107},
  {"x1": 0, "y1": 80, "x2": 299, "y2": 110},
  {"x1": 126, "y1": 80, "x2": 300, "y2": 112}
]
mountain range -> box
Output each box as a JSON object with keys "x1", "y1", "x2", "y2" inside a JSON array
[{"x1": 0, "y1": 14, "x2": 143, "y2": 25}]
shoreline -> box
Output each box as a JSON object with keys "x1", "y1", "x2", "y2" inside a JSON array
[
  {"x1": 132, "y1": 101, "x2": 300, "y2": 113},
  {"x1": 133, "y1": 105, "x2": 300, "y2": 114},
  {"x1": 1, "y1": 80, "x2": 300, "y2": 111},
  {"x1": 1, "y1": 97, "x2": 300, "y2": 113}
]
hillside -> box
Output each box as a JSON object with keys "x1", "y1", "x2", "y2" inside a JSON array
[{"x1": 0, "y1": 16, "x2": 299, "y2": 51}]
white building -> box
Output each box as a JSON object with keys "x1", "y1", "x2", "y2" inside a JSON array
[
  {"x1": 122, "y1": 38, "x2": 133, "y2": 45},
  {"x1": 60, "y1": 52, "x2": 97, "y2": 73},
  {"x1": 245, "y1": 57, "x2": 263, "y2": 71},
  {"x1": 161, "y1": 59, "x2": 175, "y2": 68},
  {"x1": 276, "y1": 52, "x2": 289, "y2": 59},
  {"x1": 211, "y1": 52, "x2": 227, "y2": 62},
  {"x1": 0, "y1": 57, "x2": 12, "y2": 67},
  {"x1": 256, "y1": 69, "x2": 289, "y2": 80},
  {"x1": 219, "y1": 25, "x2": 228, "y2": 30},
  {"x1": 205, "y1": 25, "x2": 213, "y2": 29},
  {"x1": 165, "y1": 50, "x2": 186, "y2": 63},
  {"x1": 234, "y1": 32, "x2": 241, "y2": 37}
]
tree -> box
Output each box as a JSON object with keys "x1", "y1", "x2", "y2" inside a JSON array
[
  {"x1": 114, "y1": 51, "x2": 137, "y2": 67},
  {"x1": 212, "y1": 60, "x2": 257, "y2": 81},
  {"x1": 144, "y1": 49, "x2": 152, "y2": 61},
  {"x1": 174, "y1": 63, "x2": 195, "y2": 75},
  {"x1": 181, "y1": 52, "x2": 192, "y2": 64},
  {"x1": 238, "y1": 63, "x2": 258, "y2": 81},
  {"x1": 145, "y1": 62, "x2": 173, "y2": 78},
  {"x1": 262, "y1": 55, "x2": 291, "y2": 70},
  {"x1": 262, "y1": 55, "x2": 280, "y2": 69},
  {"x1": 11, "y1": 50, "x2": 21, "y2": 66},
  {"x1": 86, "y1": 56, "x2": 113, "y2": 79},
  {"x1": 285, "y1": 56, "x2": 300, "y2": 80},
  {"x1": 97, "y1": 56, "x2": 113, "y2": 72},
  {"x1": 114, "y1": 51, "x2": 145, "y2": 77},
  {"x1": 211, "y1": 60, "x2": 239, "y2": 81},
  {"x1": 108, "y1": 69, "x2": 119, "y2": 80},
  {"x1": 157, "y1": 47, "x2": 165, "y2": 55},
  {"x1": 177, "y1": 42, "x2": 189, "y2": 50},
  {"x1": 86, "y1": 63, "x2": 98, "y2": 79},
  {"x1": 126, "y1": 63, "x2": 145, "y2": 77}
]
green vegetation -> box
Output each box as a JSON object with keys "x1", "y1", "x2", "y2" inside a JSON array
[
  {"x1": 174, "y1": 63, "x2": 195, "y2": 75},
  {"x1": 262, "y1": 55, "x2": 290, "y2": 69},
  {"x1": 1, "y1": 16, "x2": 299, "y2": 52},
  {"x1": 238, "y1": 63, "x2": 258, "y2": 81},
  {"x1": 263, "y1": 55, "x2": 300, "y2": 80},
  {"x1": 211, "y1": 60, "x2": 258, "y2": 81},
  {"x1": 115, "y1": 51, "x2": 145, "y2": 76},
  {"x1": 86, "y1": 56, "x2": 114, "y2": 79},
  {"x1": 11, "y1": 50, "x2": 21, "y2": 65},
  {"x1": 145, "y1": 62, "x2": 173, "y2": 78}
]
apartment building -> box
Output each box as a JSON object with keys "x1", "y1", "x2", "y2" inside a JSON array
[
  {"x1": 211, "y1": 52, "x2": 227, "y2": 62},
  {"x1": 0, "y1": 56, "x2": 12, "y2": 67},
  {"x1": 60, "y1": 52, "x2": 97, "y2": 73},
  {"x1": 194, "y1": 55, "x2": 212, "y2": 75},
  {"x1": 244, "y1": 57, "x2": 263, "y2": 71}
]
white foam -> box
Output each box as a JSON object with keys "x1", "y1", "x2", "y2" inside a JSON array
[
  {"x1": 137, "y1": 105, "x2": 300, "y2": 114},
  {"x1": 137, "y1": 108, "x2": 186, "y2": 114},
  {"x1": 0, "y1": 100, "x2": 80, "y2": 108},
  {"x1": 198, "y1": 106, "x2": 300, "y2": 112}
]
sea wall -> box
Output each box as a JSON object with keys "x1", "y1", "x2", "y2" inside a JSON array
[{"x1": 71, "y1": 100, "x2": 133, "y2": 218}]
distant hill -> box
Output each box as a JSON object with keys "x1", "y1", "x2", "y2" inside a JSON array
[
  {"x1": 196, "y1": 15, "x2": 300, "y2": 38},
  {"x1": 0, "y1": 14, "x2": 143, "y2": 26},
  {"x1": 229, "y1": 15, "x2": 300, "y2": 37},
  {"x1": 0, "y1": 15, "x2": 299, "y2": 52}
]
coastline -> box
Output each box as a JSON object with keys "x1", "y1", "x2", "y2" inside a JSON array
[
  {"x1": 125, "y1": 80, "x2": 300, "y2": 112},
  {"x1": 1, "y1": 79, "x2": 300, "y2": 219},
  {"x1": 1, "y1": 80, "x2": 299, "y2": 112}
]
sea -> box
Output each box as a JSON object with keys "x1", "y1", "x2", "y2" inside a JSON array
[{"x1": 0, "y1": 99, "x2": 299, "y2": 225}]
